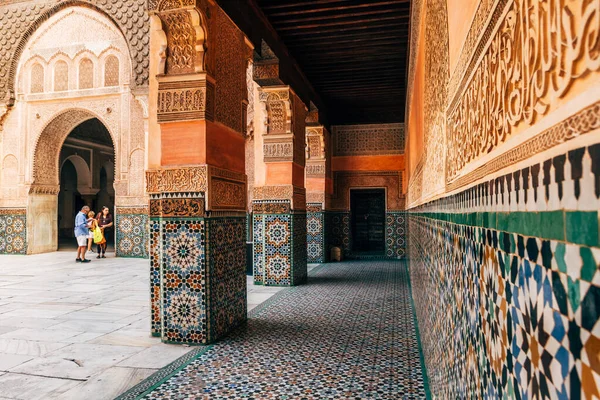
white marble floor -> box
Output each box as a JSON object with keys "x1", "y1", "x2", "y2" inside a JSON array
[{"x1": 0, "y1": 250, "x2": 288, "y2": 399}]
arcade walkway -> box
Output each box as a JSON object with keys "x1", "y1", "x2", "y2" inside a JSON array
[{"x1": 120, "y1": 261, "x2": 428, "y2": 399}]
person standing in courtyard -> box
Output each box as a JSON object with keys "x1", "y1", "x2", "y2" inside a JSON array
[
  {"x1": 74, "y1": 205, "x2": 91, "y2": 263},
  {"x1": 96, "y1": 206, "x2": 113, "y2": 258},
  {"x1": 86, "y1": 210, "x2": 96, "y2": 254}
]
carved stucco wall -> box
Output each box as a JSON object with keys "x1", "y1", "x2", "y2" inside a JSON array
[
  {"x1": 406, "y1": 0, "x2": 600, "y2": 398},
  {"x1": 0, "y1": 0, "x2": 149, "y2": 105},
  {"x1": 0, "y1": 6, "x2": 148, "y2": 206},
  {"x1": 407, "y1": 0, "x2": 600, "y2": 206}
]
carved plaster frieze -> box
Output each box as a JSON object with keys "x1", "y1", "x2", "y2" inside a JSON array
[
  {"x1": 306, "y1": 126, "x2": 326, "y2": 160},
  {"x1": 115, "y1": 207, "x2": 149, "y2": 215},
  {"x1": 208, "y1": 179, "x2": 246, "y2": 211},
  {"x1": 0, "y1": 208, "x2": 27, "y2": 215},
  {"x1": 306, "y1": 193, "x2": 325, "y2": 207},
  {"x1": 149, "y1": 196, "x2": 205, "y2": 218},
  {"x1": 305, "y1": 163, "x2": 326, "y2": 177},
  {"x1": 148, "y1": 0, "x2": 196, "y2": 12},
  {"x1": 146, "y1": 165, "x2": 208, "y2": 193},
  {"x1": 156, "y1": 76, "x2": 214, "y2": 122},
  {"x1": 446, "y1": 0, "x2": 600, "y2": 182},
  {"x1": 206, "y1": 165, "x2": 247, "y2": 211},
  {"x1": 332, "y1": 123, "x2": 404, "y2": 156},
  {"x1": 28, "y1": 184, "x2": 60, "y2": 195},
  {"x1": 252, "y1": 184, "x2": 306, "y2": 211},
  {"x1": 263, "y1": 139, "x2": 294, "y2": 162}
]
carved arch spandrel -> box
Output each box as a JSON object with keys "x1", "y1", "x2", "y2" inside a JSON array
[
  {"x1": 30, "y1": 109, "x2": 117, "y2": 192},
  {"x1": 2, "y1": 0, "x2": 149, "y2": 106}
]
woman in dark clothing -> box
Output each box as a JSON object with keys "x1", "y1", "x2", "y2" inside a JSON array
[{"x1": 96, "y1": 206, "x2": 113, "y2": 258}]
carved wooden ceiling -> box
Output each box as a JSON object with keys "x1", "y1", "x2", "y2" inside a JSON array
[{"x1": 254, "y1": 0, "x2": 409, "y2": 125}]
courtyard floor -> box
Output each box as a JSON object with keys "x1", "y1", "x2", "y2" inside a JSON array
[{"x1": 0, "y1": 251, "x2": 285, "y2": 399}]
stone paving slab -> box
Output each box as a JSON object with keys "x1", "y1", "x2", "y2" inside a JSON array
[{"x1": 0, "y1": 251, "x2": 286, "y2": 399}]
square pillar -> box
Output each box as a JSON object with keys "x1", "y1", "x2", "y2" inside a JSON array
[
  {"x1": 305, "y1": 113, "x2": 331, "y2": 263},
  {"x1": 148, "y1": 167, "x2": 248, "y2": 343},
  {"x1": 252, "y1": 85, "x2": 308, "y2": 286},
  {"x1": 147, "y1": 2, "x2": 251, "y2": 344}
]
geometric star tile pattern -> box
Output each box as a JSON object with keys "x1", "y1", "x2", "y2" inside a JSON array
[
  {"x1": 116, "y1": 212, "x2": 149, "y2": 258},
  {"x1": 408, "y1": 144, "x2": 600, "y2": 399},
  {"x1": 138, "y1": 261, "x2": 428, "y2": 399},
  {"x1": 253, "y1": 203, "x2": 307, "y2": 286},
  {"x1": 328, "y1": 212, "x2": 406, "y2": 260},
  {"x1": 0, "y1": 212, "x2": 27, "y2": 254},
  {"x1": 307, "y1": 210, "x2": 326, "y2": 263}
]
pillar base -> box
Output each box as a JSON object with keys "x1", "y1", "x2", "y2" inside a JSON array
[
  {"x1": 150, "y1": 192, "x2": 247, "y2": 344},
  {"x1": 253, "y1": 200, "x2": 307, "y2": 286}
]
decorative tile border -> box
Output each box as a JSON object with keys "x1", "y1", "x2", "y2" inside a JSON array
[{"x1": 386, "y1": 212, "x2": 406, "y2": 259}]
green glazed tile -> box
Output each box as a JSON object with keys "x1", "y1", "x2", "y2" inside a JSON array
[
  {"x1": 497, "y1": 213, "x2": 509, "y2": 232},
  {"x1": 509, "y1": 234, "x2": 516, "y2": 254},
  {"x1": 580, "y1": 247, "x2": 597, "y2": 283},
  {"x1": 566, "y1": 211, "x2": 599, "y2": 247},
  {"x1": 555, "y1": 243, "x2": 567, "y2": 273},
  {"x1": 568, "y1": 276, "x2": 580, "y2": 313},
  {"x1": 540, "y1": 211, "x2": 565, "y2": 241}
]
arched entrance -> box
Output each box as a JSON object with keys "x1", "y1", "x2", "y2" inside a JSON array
[
  {"x1": 57, "y1": 118, "x2": 115, "y2": 250},
  {"x1": 0, "y1": 5, "x2": 150, "y2": 256},
  {"x1": 28, "y1": 109, "x2": 118, "y2": 254}
]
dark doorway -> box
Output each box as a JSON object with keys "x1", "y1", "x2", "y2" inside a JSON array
[
  {"x1": 57, "y1": 118, "x2": 115, "y2": 250},
  {"x1": 350, "y1": 189, "x2": 385, "y2": 255}
]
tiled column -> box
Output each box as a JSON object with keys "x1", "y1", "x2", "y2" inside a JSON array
[
  {"x1": 305, "y1": 107, "x2": 331, "y2": 263},
  {"x1": 147, "y1": 3, "x2": 249, "y2": 344},
  {"x1": 252, "y1": 84, "x2": 308, "y2": 286}
]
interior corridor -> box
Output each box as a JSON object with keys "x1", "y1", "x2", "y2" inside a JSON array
[{"x1": 119, "y1": 261, "x2": 427, "y2": 399}]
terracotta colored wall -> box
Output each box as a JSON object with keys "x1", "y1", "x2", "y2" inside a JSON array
[
  {"x1": 446, "y1": 0, "x2": 479, "y2": 74},
  {"x1": 406, "y1": 8, "x2": 426, "y2": 180},
  {"x1": 330, "y1": 124, "x2": 405, "y2": 211}
]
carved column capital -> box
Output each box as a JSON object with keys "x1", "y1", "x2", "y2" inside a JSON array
[{"x1": 150, "y1": 2, "x2": 208, "y2": 76}]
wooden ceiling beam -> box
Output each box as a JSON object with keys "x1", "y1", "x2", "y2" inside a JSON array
[
  {"x1": 292, "y1": 46, "x2": 404, "y2": 58},
  {"x1": 268, "y1": 1, "x2": 405, "y2": 17},
  {"x1": 277, "y1": 15, "x2": 408, "y2": 32},
  {"x1": 261, "y1": 0, "x2": 410, "y2": 11},
  {"x1": 269, "y1": 8, "x2": 408, "y2": 25},
  {"x1": 287, "y1": 34, "x2": 407, "y2": 46},
  {"x1": 280, "y1": 22, "x2": 405, "y2": 37}
]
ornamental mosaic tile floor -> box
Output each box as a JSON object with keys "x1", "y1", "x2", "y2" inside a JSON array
[{"x1": 125, "y1": 261, "x2": 427, "y2": 399}]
